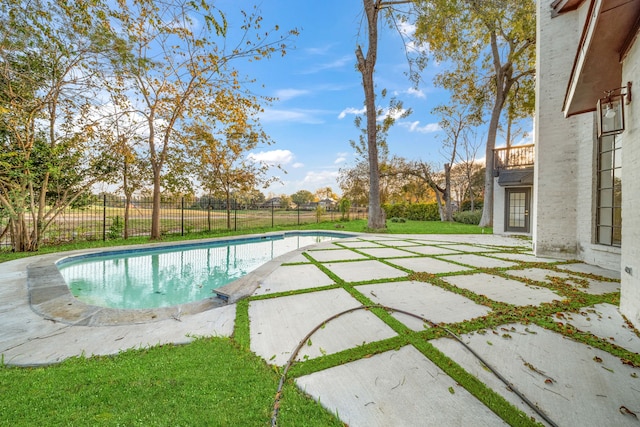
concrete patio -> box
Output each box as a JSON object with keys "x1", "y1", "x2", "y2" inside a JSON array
[{"x1": 1, "y1": 233, "x2": 638, "y2": 426}]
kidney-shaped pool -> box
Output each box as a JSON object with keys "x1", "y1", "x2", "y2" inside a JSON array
[{"x1": 57, "y1": 231, "x2": 350, "y2": 310}]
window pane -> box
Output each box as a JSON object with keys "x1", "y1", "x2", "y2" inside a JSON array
[
  {"x1": 599, "y1": 226, "x2": 612, "y2": 245},
  {"x1": 599, "y1": 189, "x2": 613, "y2": 207},
  {"x1": 596, "y1": 134, "x2": 621, "y2": 247},
  {"x1": 599, "y1": 208, "x2": 612, "y2": 226}
]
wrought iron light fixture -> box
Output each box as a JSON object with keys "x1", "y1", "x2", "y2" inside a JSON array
[{"x1": 597, "y1": 81, "x2": 632, "y2": 137}]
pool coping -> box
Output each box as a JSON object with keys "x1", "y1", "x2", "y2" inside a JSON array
[{"x1": 27, "y1": 231, "x2": 356, "y2": 326}]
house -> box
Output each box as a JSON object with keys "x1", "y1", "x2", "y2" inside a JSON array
[
  {"x1": 535, "y1": 0, "x2": 640, "y2": 327},
  {"x1": 261, "y1": 197, "x2": 289, "y2": 209},
  {"x1": 318, "y1": 198, "x2": 337, "y2": 210},
  {"x1": 492, "y1": 144, "x2": 535, "y2": 235}
]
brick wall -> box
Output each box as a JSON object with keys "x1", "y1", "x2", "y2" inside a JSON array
[
  {"x1": 533, "y1": 2, "x2": 581, "y2": 258},
  {"x1": 620, "y1": 38, "x2": 640, "y2": 328}
]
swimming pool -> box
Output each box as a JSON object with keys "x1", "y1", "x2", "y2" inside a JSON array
[{"x1": 57, "y1": 232, "x2": 349, "y2": 310}]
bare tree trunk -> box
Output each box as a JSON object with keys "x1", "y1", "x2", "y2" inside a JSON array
[
  {"x1": 357, "y1": 0, "x2": 386, "y2": 230},
  {"x1": 151, "y1": 167, "x2": 162, "y2": 239},
  {"x1": 444, "y1": 163, "x2": 453, "y2": 221}
]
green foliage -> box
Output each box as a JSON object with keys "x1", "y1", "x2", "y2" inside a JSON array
[
  {"x1": 291, "y1": 190, "x2": 314, "y2": 206},
  {"x1": 338, "y1": 198, "x2": 351, "y2": 221},
  {"x1": 460, "y1": 199, "x2": 483, "y2": 211},
  {"x1": 453, "y1": 210, "x2": 482, "y2": 225},
  {"x1": 389, "y1": 217, "x2": 406, "y2": 223},
  {"x1": 107, "y1": 216, "x2": 124, "y2": 240},
  {"x1": 383, "y1": 203, "x2": 440, "y2": 221}
]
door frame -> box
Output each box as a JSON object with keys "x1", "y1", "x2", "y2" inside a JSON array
[{"x1": 505, "y1": 187, "x2": 531, "y2": 233}]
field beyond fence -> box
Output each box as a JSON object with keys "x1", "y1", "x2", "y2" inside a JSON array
[{"x1": 0, "y1": 196, "x2": 367, "y2": 251}]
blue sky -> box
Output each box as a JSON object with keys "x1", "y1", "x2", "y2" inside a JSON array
[{"x1": 222, "y1": 1, "x2": 461, "y2": 198}]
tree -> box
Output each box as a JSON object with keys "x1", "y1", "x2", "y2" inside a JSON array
[
  {"x1": 314, "y1": 187, "x2": 338, "y2": 202},
  {"x1": 356, "y1": 0, "x2": 413, "y2": 230},
  {"x1": 99, "y1": 91, "x2": 150, "y2": 239},
  {"x1": 111, "y1": 0, "x2": 296, "y2": 239},
  {"x1": 432, "y1": 102, "x2": 482, "y2": 220},
  {"x1": 414, "y1": 0, "x2": 536, "y2": 226},
  {"x1": 189, "y1": 122, "x2": 276, "y2": 229},
  {"x1": 291, "y1": 190, "x2": 314, "y2": 207},
  {"x1": 0, "y1": 0, "x2": 118, "y2": 251},
  {"x1": 338, "y1": 161, "x2": 370, "y2": 207}
]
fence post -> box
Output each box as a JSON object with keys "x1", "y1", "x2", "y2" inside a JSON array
[
  {"x1": 181, "y1": 196, "x2": 185, "y2": 236},
  {"x1": 297, "y1": 205, "x2": 300, "y2": 225},
  {"x1": 234, "y1": 199, "x2": 237, "y2": 231},
  {"x1": 271, "y1": 199, "x2": 274, "y2": 228},
  {"x1": 102, "y1": 194, "x2": 107, "y2": 241}
]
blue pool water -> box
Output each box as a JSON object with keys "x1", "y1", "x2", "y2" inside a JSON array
[{"x1": 58, "y1": 232, "x2": 348, "y2": 309}]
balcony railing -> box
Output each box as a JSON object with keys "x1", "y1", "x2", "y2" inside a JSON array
[{"x1": 493, "y1": 144, "x2": 535, "y2": 170}]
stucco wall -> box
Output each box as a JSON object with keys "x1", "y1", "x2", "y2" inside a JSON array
[
  {"x1": 533, "y1": 2, "x2": 581, "y2": 258},
  {"x1": 620, "y1": 37, "x2": 640, "y2": 328}
]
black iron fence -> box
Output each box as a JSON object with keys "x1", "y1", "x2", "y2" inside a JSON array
[{"x1": 0, "y1": 195, "x2": 367, "y2": 251}]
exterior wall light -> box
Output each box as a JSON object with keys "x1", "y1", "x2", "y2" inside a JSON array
[{"x1": 597, "y1": 81, "x2": 632, "y2": 137}]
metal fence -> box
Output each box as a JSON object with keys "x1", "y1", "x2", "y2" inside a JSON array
[{"x1": 0, "y1": 195, "x2": 367, "y2": 251}]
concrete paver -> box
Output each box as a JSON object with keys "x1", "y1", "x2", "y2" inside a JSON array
[
  {"x1": 442, "y1": 273, "x2": 562, "y2": 306},
  {"x1": 557, "y1": 263, "x2": 622, "y2": 280},
  {"x1": 305, "y1": 248, "x2": 369, "y2": 262},
  {"x1": 558, "y1": 303, "x2": 640, "y2": 353},
  {"x1": 399, "y1": 245, "x2": 464, "y2": 255},
  {"x1": 432, "y1": 323, "x2": 640, "y2": 427},
  {"x1": 296, "y1": 345, "x2": 508, "y2": 427},
  {"x1": 356, "y1": 280, "x2": 492, "y2": 331},
  {"x1": 322, "y1": 259, "x2": 408, "y2": 282},
  {"x1": 252, "y1": 264, "x2": 334, "y2": 295},
  {"x1": 249, "y1": 288, "x2": 396, "y2": 366},
  {"x1": 354, "y1": 247, "x2": 420, "y2": 258},
  {"x1": 437, "y1": 253, "x2": 520, "y2": 269},
  {"x1": 386, "y1": 256, "x2": 473, "y2": 274}
]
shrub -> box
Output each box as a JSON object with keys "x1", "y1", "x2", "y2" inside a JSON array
[
  {"x1": 382, "y1": 203, "x2": 440, "y2": 221},
  {"x1": 389, "y1": 217, "x2": 406, "y2": 223},
  {"x1": 453, "y1": 210, "x2": 482, "y2": 225},
  {"x1": 108, "y1": 216, "x2": 124, "y2": 239},
  {"x1": 460, "y1": 199, "x2": 483, "y2": 211},
  {"x1": 338, "y1": 198, "x2": 351, "y2": 221}
]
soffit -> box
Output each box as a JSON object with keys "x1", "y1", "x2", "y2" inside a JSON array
[{"x1": 562, "y1": 0, "x2": 640, "y2": 117}]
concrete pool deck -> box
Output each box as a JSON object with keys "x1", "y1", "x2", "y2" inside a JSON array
[{"x1": 2, "y1": 233, "x2": 640, "y2": 426}]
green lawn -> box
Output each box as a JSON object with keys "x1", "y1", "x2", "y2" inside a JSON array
[{"x1": 0, "y1": 218, "x2": 494, "y2": 426}]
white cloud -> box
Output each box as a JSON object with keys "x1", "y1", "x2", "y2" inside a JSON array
[
  {"x1": 406, "y1": 87, "x2": 426, "y2": 98},
  {"x1": 334, "y1": 152, "x2": 349, "y2": 164},
  {"x1": 397, "y1": 21, "x2": 431, "y2": 54},
  {"x1": 248, "y1": 149, "x2": 294, "y2": 166},
  {"x1": 292, "y1": 162, "x2": 305, "y2": 168},
  {"x1": 304, "y1": 44, "x2": 335, "y2": 55},
  {"x1": 274, "y1": 88, "x2": 311, "y2": 101},
  {"x1": 402, "y1": 121, "x2": 442, "y2": 133},
  {"x1": 338, "y1": 106, "x2": 366, "y2": 119},
  {"x1": 302, "y1": 170, "x2": 340, "y2": 187},
  {"x1": 378, "y1": 107, "x2": 409, "y2": 122},
  {"x1": 260, "y1": 108, "x2": 325, "y2": 124},
  {"x1": 302, "y1": 55, "x2": 353, "y2": 74}
]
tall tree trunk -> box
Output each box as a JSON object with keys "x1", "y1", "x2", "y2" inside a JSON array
[
  {"x1": 357, "y1": 0, "x2": 386, "y2": 230},
  {"x1": 479, "y1": 32, "x2": 512, "y2": 228}
]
